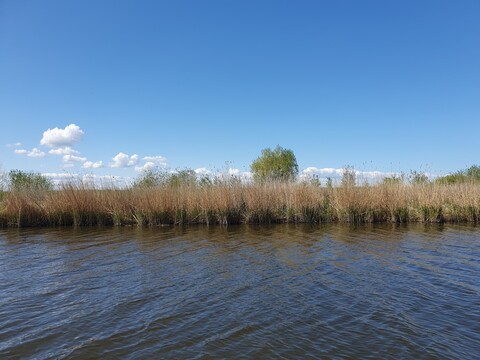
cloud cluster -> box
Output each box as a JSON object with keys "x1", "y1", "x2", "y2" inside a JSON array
[
  {"x1": 194, "y1": 168, "x2": 211, "y2": 176},
  {"x1": 14, "y1": 148, "x2": 46, "y2": 158},
  {"x1": 143, "y1": 156, "x2": 167, "y2": 167},
  {"x1": 63, "y1": 154, "x2": 87, "y2": 163},
  {"x1": 214, "y1": 168, "x2": 253, "y2": 181},
  {"x1": 83, "y1": 161, "x2": 103, "y2": 169},
  {"x1": 111, "y1": 152, "x2": 139, "y2": 168},
  {"x1": 48, "y1": 147, "x2": 80, "y2": 155},
  {"x1": 300, "y1": 167, "x2": 399, "y2": 183},
  {"x1": 10, "y1": 123, "x2": 172, "y2": 174},
  {"x1": 42, "y1": 173, "x2": 132, "y2": 189},
  {"x1": 40, "y1": 124, "x2": 84, "y2": 148},
  {"x1": 134, "y1": 155, "x2": 169, "y2": 172}
]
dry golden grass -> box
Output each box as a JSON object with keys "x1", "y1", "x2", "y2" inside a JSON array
[{"x1": 0, "y1": 181, "x2": 479, "y2": 227}]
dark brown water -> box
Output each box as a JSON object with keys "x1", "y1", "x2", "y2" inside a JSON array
[{"x1": 0, "y1": 225, "x2": 479, "y2": 359}]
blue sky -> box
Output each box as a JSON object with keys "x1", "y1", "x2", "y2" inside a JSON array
[{"x1": 1, "y1": 0, "x2": 479, "y2": 182}]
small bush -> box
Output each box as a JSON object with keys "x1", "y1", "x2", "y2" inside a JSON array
[{"x1": 8, "y1": 170, "x2": 53, "y2": 191}]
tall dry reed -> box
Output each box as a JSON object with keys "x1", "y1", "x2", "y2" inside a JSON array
[{"x1": 0, "y1": 181, "x2": 479, "y2": 227}]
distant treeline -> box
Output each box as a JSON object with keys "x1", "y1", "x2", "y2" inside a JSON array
[{"x1": 0, "y1": 166, "x2": 479, "y2": 227}]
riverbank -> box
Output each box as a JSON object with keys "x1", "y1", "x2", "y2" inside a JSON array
[{"x1": 0, "y1": 182, "x2": 479, "y2": 227}]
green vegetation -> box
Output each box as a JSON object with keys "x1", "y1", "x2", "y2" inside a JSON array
[
  {"x1": 251, "y1": 146, "x2": 298, "y2": 182},
  {"x1": 409, "y1": 170, "x2": 429, "y2": 185},
  {"x1": 382, "y1": 174, "x2": 404, "y2": 185},
  {"x1": 134, "y1": 168, "x2": 199, "y2": 188},
  {"x1": 436, "y1": 165, "x2": 480, "y2": 184},
  {"x1": 8, "y1": 170, "x2": 53, "y2": 191},
  {"x1": 1, "y1": 163, "x2": 480, "y2": 227},
  {"x1": 0, "y1": 179, "x2": 479, "y2": 227}
]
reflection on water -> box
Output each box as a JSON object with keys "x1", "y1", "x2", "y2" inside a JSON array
[{"x1": 0, "y1": 224, "x2": 479, "y2": 359}]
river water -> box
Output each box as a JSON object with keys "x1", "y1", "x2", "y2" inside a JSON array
[{"x1": 0, "y1": 225, "x2": 479, "y2": 359}]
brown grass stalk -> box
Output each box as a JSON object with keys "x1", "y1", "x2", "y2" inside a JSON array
[{"x1": 0, "y1": 182, "x2": 479, "y2": 227}]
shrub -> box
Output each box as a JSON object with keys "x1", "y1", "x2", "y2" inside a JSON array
[
  {"x1": 8, "y1": 170, "x2": 53, "y2": 191},
  {"x1": 409, "y1": 170, "x2": 429, "y2": 185},
  {"x1": 383, "y1": 174, "x2": 404, "y2": 185},
  {"x1": 436, "y1": 165, "x2": 480, "y2": 184}
]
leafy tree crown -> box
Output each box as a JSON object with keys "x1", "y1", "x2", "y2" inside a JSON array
[{"x1": 250, "y1": 146, "x2": 298, "y2": 182}]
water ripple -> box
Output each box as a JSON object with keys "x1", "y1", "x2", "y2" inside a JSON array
[{"x1": 0, "y1": 224, "x2": 479, "y2": 359}]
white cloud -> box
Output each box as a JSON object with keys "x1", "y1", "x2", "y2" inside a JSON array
[
  {"x1": 81, "y1": 174, "x2": 132, "y2": 188},
  {"x1": 300, "y1": 167, "x2": 401, "y2": 183},
  {"x1": 41, "y1": 173, "x2": 131, "y2": 189},
  {"x1": 302, "y1": 167, "x2": 344, "y2": 177},
  {"x1": 82, "y1": 160, "x2": 103, "y2": 169},
  {"x1": 14, "y1": 148, "x2": 46, "y2": 158},
  {"x1": 135, "y1": 161, "x2": 157, "y2": 172},
  {"x1": 28, "y1": 148, "x2": 46, "y2": 158},
  {"x1": 48, "y1": 146, "x2": 80, "y2": 155},
  {"x1": 227, "y1": 168, "x2": 240, "y2": 176},
  {"x1": 143, "y1": 155, "x2": 167, "y2": 167},
  {"x1": 6, "y1": 142, "x2": 22, "y2": 148},
  {"x1": 40, "y1": 124, "x2": 84, "y2": 148},
  {"x1": 243, "y1": 171, "x2": 253, "y2": 180},
  {"x1": 43, "y1": 172, "x2": 78, "y2": 179},
  {"x1": 355, "y1": 170, "x2": 395, "y2": 180},
  {"x1": 186, "y1": 167, "x2": 250, "y2": 181},
  {"x1": 111, "y1": 152, "x2": 139, "y2": 168},
  {"x1": 194, "y1": 167, "x2": 211, "y2": 176},
  {"x1": 63, "y1": 154, "x2": 87, "y2": 163},
  {"x1": 135, "y1": 155, "x2": 168, "y2": 172}
]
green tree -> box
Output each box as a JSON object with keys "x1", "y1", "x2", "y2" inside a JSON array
[{"x1": 251, "y1": 146, "x2": 299, "y2": 182}]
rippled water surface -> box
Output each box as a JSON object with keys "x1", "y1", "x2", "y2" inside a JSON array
[{"x1": 1, "y1": 225, "x2": 479, "y2": 359}]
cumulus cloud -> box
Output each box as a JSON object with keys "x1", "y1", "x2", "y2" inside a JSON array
[
  {"x1": 42, "y1": 173, "x2": 131, "y2": 189},
  {"x1": 14, "y1": 148, "x2": 46, "y2": 158},
  {"x1": 111, "y1": 152, "x2": 139, "y2": 168},
  {"x1": 227, "y1": 168, "x2": 240, "y2": 176},
  {"x1": 82, "y1": 160, "x2": 103, "y2": 169},
  {"x1": 63, "y1": 154, "x2": 87, "y2": 163},
  {"x1": 300, "y1": 167, "x2": 400, "y2": 184},
  {"x1": 143, "y1": 156, "x2": 168, "y2": 167},
  {"x1": 302, "y1": 167, "x2": 344, "y2": 177},
  {"x1": 48, "y1": 147, "x2": 80, "y2": 156},
  {"x1": 195, "y1": 167, "x2": 253, "y2": 182},
  {"x1": 81, "y1": 174, "x2": 131, "y2": 188},
  {"x1": 28, "y1": 148, "x2": 46, "y2": 158},
  {"x1": 43, "y1": 172, "x2": 78, "y2": 179},
  {"x1": 194, "y1": 167, "x2": 211, "y2": 176},
  {"x1": 134, "y1": 162, "x2": 157, "y2": 172},
  {"x1": 135, "y1": 155, "x2": 168, "y2": 172},
  {"x1": 6, "y1": 142, "x2": 22, "y2": 148},
  {"x1": 40, "y1": 124, "x2": 84, "y2": 148}
]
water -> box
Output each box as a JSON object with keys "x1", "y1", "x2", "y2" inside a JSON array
[{"x1": 0, "y1": 225, "x2": 479, "y2": 359}]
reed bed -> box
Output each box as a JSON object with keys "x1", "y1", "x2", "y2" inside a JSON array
[{"x1": 0, "y1": 182, "x2": 479, "y2": 227}]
